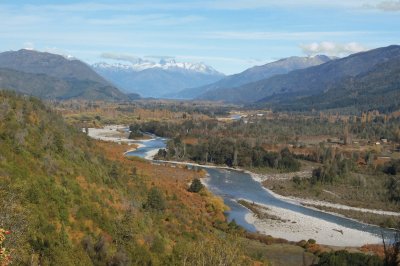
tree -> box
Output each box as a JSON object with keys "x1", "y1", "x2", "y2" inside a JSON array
[
  {"x1": 383, "y1": 232, "x2": 400, "y2": 266},
  {"x1": 145, "y1": 187, "x2": 166, "y2": 211},
  {"x1": 384, "y1": 160, "x2": 400, "y2": 176},
  {"x1": 188, "y1": 178, "x2": 204, "y2": 193},
  {"x1": 387, "y1": 177, "x2": 400, "y2": 203},
  {"x1": 343, "y1": 124, "x2": 352, "y2": 145}
]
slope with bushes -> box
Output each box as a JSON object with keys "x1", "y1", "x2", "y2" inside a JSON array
[{"x1": 0, "y1": 91, "x2": 252, "y2": 265}]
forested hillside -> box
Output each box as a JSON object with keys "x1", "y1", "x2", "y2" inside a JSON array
[
  {"x1": 0, "y1": 50, "x2": 129, "y2": 101},
  {"x1": 197, "y1": 45, "x2": 400, "y2": 111},
  {"x1": 0, "y1": 91, "x2": 256, "y2": 265},
  {"x1": 0, "y1": 68, "x2": 129, "y2": 101},
  {"x1": 269, "y1": 56, "x2": 400, "y2": 113},
  {"x1": 173, "y1": 55, "x2": 331, "y2": 99}
]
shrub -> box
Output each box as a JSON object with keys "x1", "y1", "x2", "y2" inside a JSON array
[
  {"x1": 292, "y1": 175, "x2": 301, "y2": 186},
  {"x1": 387, "y1": 176, "x2": 400, "y2": 203},
  {"x1": 317, "y1": 250, "x2": 383, "y2": 266},
  {"x1": 308, "y1": 239, "x2": 316, "y2": 245},
  {"x1": 384, "y1": 160, "x2": 400, "y2": 175},
  {"x1": 188, "y1": 178, "x2": 204, "y2": 193},
  {"x1": 150, "y1": 234, "x2": 165, "y2": 254},
  {"x1": 145, "y1": 187, "x2": 166, "y2": 211}
]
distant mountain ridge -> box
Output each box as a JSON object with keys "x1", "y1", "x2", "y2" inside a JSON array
[
  {"x1": 197, "y1": 45, "x2": 400, "y2": 105},
  {"x1": 0, "y1": 49, "x2": 132, "y2": 100},
  {"x1": 0, "y1": 49, "x2": 107, "y2": 84},
  {"x1": 268, "y1": 55, "x2": 400, "y2": 112},
  {"x1": 173, "y1": 55, "x2": 333, "y2": 99},
  {"x1": 92, "y1": 60, "x2": 224, "y2": 98}
]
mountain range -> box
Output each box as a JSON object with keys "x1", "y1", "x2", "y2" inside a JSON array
[
  {"x1": 0, "y1": 49, "x2": 134, "y2": 101},
  {"x1": 172, "y1": 55, "x2": 333, "y2": 99},
  {"x1": 271, "y1": 53, "x2": 400, "y2": 113},
  {"x1": 196, "y1": 45, "x2": 400, "y2": 112},
  {"x1": 0, "y1": 46, "x2": 398, "y2": 112},
  {"x1": 92, "y1": 59, "x2": 224, "y2": 98}
]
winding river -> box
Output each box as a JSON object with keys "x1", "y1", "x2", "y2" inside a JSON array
[{"x1": 126, "y1": 136, "x2": 397, "y2": 245}]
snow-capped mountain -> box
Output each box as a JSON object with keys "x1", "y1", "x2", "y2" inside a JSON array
[
  {"x1": 93, "y1": 59, "x2": 220, "y2": 75},
  {"x1": 92, "y1": 59, "x2": 224, "y2": 98}
]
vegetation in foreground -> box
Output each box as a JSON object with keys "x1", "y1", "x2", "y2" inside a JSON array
[
  {"x1": 0, "y1": 91, "x2": 254, "y2": 265},
  {"x1": 1, "y1": 91, "x2": 359, "y2": 266},
  {"x1": 2, "y1": 93, "x2": 396, "y2": 264}
]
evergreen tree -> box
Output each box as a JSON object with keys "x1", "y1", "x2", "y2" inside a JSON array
[
  {"x1": 188, "y1": 178, "x2": 204, "y2": 193},
  {"x1": 145, "y1": 187, "x2": 166, "y2": 211}
]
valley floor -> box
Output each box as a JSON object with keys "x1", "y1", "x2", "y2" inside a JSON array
[
  {"x1": 87, "y1": 125, "x2": 396, "y2": 247},
  {"x1": 253, "y1": 171, "x2": 400, "y2": 217},
  {"x1": 259, "y1": 169, "x2": 400, "y2": 228}
]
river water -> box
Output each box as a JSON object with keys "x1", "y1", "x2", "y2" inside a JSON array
[{"x1": 126, "y1": 136, "x2": 396, "y2": 242}]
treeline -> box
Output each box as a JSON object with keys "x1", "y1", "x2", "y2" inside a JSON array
[
  {"x1": 132, "y1": 114, "x2": 400, "y2": 146},
  {"x1": 133, "y1": 101, "x2": 232, "y2": 117},
  {"x1": 293, "y1": 151, "x2": 400, "y2": 207},
  {"x1": 294, "y1": 145, "x2": 355, "y2": 184},
  {"x1": 156, "y1": 137, "x2": 300, "y2": 171}
]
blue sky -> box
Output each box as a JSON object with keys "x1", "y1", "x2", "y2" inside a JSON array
[{"x1": 0, "y1": 0, "x2": 399, "y2": 74}]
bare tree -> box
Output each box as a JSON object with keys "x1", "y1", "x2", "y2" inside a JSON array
[{"x1": 383, "y1": 231, "x2": 400, "y2": 266}]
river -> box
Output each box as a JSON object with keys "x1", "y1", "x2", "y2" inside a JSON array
[{"x1": 125, "y1": 136, "x2": 397, "y2": 245}]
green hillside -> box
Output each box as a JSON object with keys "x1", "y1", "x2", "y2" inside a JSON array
[
  {"x1": 0, "y1": 91, "x2": 252, "y2": 265},
  {"x1": 0, "y1": 50, "x2": 131, "y2": 101},
  {"x1": 269, "y1": 57, "x2": 400, "y2": 113},
  {"x1": 0, "y1": 68, "x2": 129, "y2": 101}
]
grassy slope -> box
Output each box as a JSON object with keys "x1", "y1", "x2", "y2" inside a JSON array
[
  {"x1": 0, "y1": 91, "x2": 248, "y2": 265},
  {"x1": 0, "y1": 67, "x2": 126, "y2": 101}
]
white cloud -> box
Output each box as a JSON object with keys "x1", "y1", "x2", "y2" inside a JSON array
[
  {"x1": 175, "y1": 54, "x2": 262, "y2": 64},
  {"x1": 43, "y1": 47, "x2": 77, "y2": 59},
  {"x1": 101, "y1": 53, "x2": 144, "y2": 64},
  {"x1": 299, "y1": 42, "x2": 368, "y2": 56},
  {"x1": 203, "y1": 31, "x2": 368, "y2": 41},
  {"x1": 374, "y1": 1, "x2": 400, "y2": 11},
  {"x1": 100, "y1": 53, "x2": 249, "y2": 64},
  {"x1": 144, "y1": 55, "x2": 175, "y2": 61},
  {"x1": 362, "y1": 1, "x2": 400, "y2": 11},
  {"x1": 23, "y1": 42, "x2": 35, "y2": 50}
]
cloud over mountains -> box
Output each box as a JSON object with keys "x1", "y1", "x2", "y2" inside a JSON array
[{"x1": 300, "y1": 42, "x2": 367, "y2": 56}]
